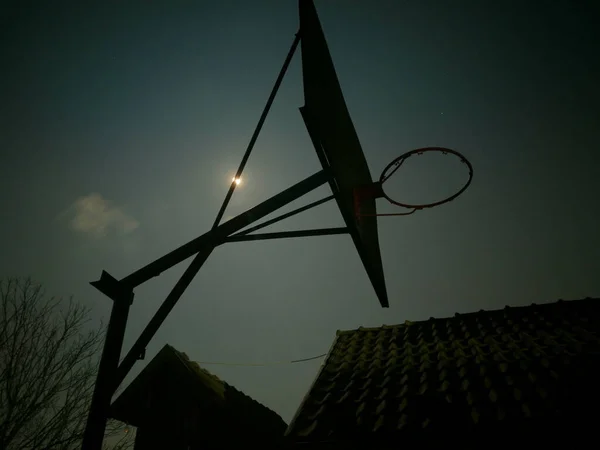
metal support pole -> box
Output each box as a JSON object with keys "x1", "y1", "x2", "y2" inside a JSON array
[
  {"x1": 212, "y1": 32, "x2": 301, "y2": 229},
  {"x1": 80, "y1": 31, "x2": 341, "y2": 450},
  {"x1": 225, "y1": 227, "x2": 348, "y2": 242},
  {"x1": 82, "y1": 272, "x2": 133, "y2": 450}
]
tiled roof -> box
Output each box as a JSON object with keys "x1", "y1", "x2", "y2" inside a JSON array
[
  {"x1": 178, "y1": 349, "x2": 227, "y2": 399},
  {"x1": 111, "y1": 344, "x2": 287, "y2": 440},
  {"x1": 286, "y1": 298, "x2": 600, "y2": 444}
]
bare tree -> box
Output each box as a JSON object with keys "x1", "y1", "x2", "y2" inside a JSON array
[{"x1": 0, "y1": 277, "x2": 133, "y2": 450}]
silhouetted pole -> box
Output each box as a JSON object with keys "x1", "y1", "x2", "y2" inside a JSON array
[{"x1": 81, "y1": 273, "x2": 133, "y2": 450}]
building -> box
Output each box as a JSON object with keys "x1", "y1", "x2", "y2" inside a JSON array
[
  {"x1": 110, "y1": 344, "x2": 287, "y2": 450},
  {"x1": 286, "y1": 298, "x2": 600, "y2": 447}
]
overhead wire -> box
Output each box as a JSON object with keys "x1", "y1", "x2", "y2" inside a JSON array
[{"x1": 195, "y1": 352, "x2": 327, "y2": 367}]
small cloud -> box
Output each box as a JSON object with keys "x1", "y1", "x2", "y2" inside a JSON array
[{"x1": 65, "y1": 193, "x2": 139, "y2": 238}]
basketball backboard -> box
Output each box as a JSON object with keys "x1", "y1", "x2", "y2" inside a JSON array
[{"x1": 298, "y1": 0, "x2": 389, "y2": 307}]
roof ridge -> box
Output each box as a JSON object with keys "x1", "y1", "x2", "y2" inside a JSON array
[
  {"x1": 171, "y1": 346, "x2": 227, "y2": 399},
  {"x1": 335, "y1": 298, "x2": 599, "y2": 335},
  {"x1": 169, "y1": 345, "x2": 287, "y2": 426}
]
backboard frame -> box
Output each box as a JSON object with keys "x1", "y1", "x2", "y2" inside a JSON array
[{"x1": 298, "y1": 0, "x2": 389, "y2": 307}]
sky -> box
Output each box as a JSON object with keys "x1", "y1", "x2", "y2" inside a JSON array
[{"x1": 2, "y1": 0, "x2": 599, "y2": 424}]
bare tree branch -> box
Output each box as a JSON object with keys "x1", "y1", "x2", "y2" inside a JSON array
[{"x1": 0, "y1": 277, "x2": 134, "y2": 450}]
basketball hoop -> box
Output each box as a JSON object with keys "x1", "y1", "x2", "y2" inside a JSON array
[{"x1": 354, "y1": 147, "x2": 473, "y2": 218}]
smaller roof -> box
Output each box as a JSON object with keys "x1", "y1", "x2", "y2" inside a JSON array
[
  {"x1": 111, "y1": 344, "x2": 287, "y2": 440},
  {"x1": 286, "y1": 298, "x2": 600, "y2": 444}
]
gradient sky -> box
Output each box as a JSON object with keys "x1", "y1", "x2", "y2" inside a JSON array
[{"x1": 2, "y1": 0, "x2": 599, "y2": 423}]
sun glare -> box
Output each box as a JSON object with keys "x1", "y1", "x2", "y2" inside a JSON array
[{"x1": 232, "y1": 177, "x2": 242, "y2": 186}]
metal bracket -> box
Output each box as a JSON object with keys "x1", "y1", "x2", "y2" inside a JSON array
[{"x1": 90, "y1": 271, "x2": 134, "y2": 305}]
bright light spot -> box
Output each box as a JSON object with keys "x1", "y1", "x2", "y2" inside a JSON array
[{"x1": 232, "y1": 177, "x2": 242, "y2": 185}]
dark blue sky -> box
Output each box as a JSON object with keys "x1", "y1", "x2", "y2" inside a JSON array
[{"x1": 2, "y1": 0, "x2": 599, "y2": 422}]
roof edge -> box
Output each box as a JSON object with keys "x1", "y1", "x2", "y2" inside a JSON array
[
  {"x1": 335, "y1": 298, "x2": 600, "y2": 335},
  {"x1": 285, "y1": 332, "x2": 340, "y2": 437}
]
